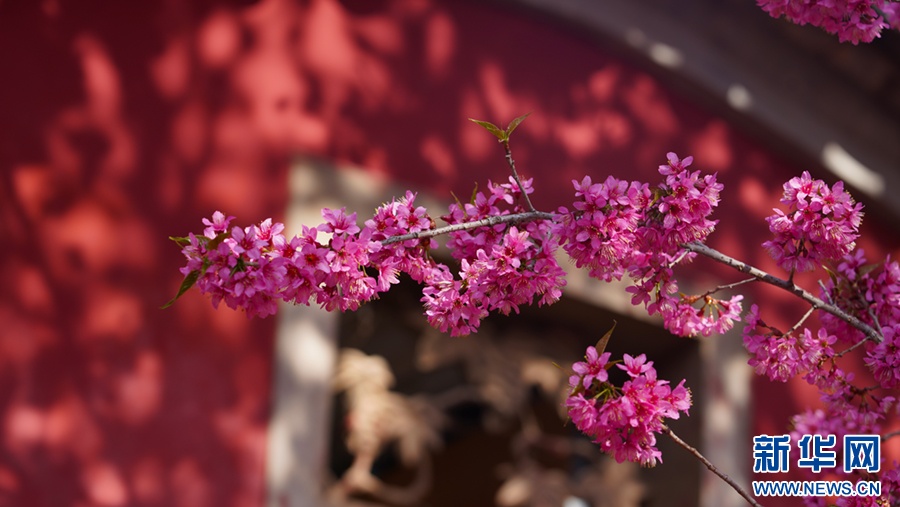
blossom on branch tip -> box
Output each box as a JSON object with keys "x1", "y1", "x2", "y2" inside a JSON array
[
  {"x1": 319, "y1": 207, "x2": 361, "y2": 235},
  {"x1": 647, "y1": 153, "x2": 722, "y2": 254},
  {"x1": 566, "y1": 346, "x2": 691, "y2": 467},
  {"x1": 763, "y1": 171, "x2": 863, "y2": 273},
  {"x1": 570, "y1": 345, "x2": 612, "y2": 390},
  {"x1": 202, "y1": 211, "x2": 235, "y2": 238}
]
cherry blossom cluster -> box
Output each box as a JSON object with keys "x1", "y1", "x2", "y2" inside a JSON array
[
  {"x1": 745, "y1": 258, "x2": 892, "y2": 413},
  {"x1": 866, "y1": 323, "x2": 900, "y2": 389},
  {"x1": 551, "y1": 175, "x2": 650, "y2": 282},
  {"x1": 792, "y1": 412, "x2": 900, "y2": 507},
  {"x1": 424, "y1": 177, "x2": 566, "y2": 335},
  {"x1": 173, "y1": 143, "x2": 898, "y2": 503},
  {"x1": 745, "y1": 246, "x2": 900, "y2": 506},
  {"x1": 565, "y1": 346, "x2": 692, "y2": 467},
  {"x1": 180, "y1": 212, "x2": 286, "y2": 318},
  {"x1": 178, "y1": 153, "x2": 746, "y2": 340},
  {"x1": 757, "y1": 0, "x2": 900, "y2": 44},
  {"x1": 742, "y1": 304, "x2": 838, "y2": 382},
  {"x1": 789, "y1": 367, "x2": 898, "y2": 507},
  {"x1": 178, "y1": 182, "x2": 566, "y2": 336},
  {"x1": 553, "y1": 153, "x2": 721, "y2": 280},
  {"x1": 820, "y1": 249, "x2": 900, "y2": 343},
  {"x1": 177, "y1": 193, "x2": 440, "y2": 318},
  {"x1": 553, "y1": 153, "x2": 740, "y2": 338},
  {"x1": 791, "y1": 390, "x2": 895, "y2": 459},
  {"x1": 835, "y1": 466, "x2": 900, "y2": 507},
  {"x1": 763, "y1": 171, "x2": 864, "y2": 273},
  {"x1": 815, "y1": 248, "x2": 900, "y2": 388}
]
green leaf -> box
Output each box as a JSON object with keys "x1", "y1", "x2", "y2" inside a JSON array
[
  {"x1": 822, "y1": 265, "x2": 838, "y2": 286},
  {"x1": 160, "y1": 269, "x2": 201, "y2": 309},
  {"x1": 469, "y1": 182, "x2": 479, "y2": 205},
  {"x1": 207, "y1": 230, "x2": 230, "y2": 250},
  {"x1": 505, "y1": 112, "x2": 531, "y2": 137},
  {"x1": 169, "y1": 235, "x2": 193, "y2": 247},
  {"x1": 230, "y1": 257, "x2": 247, "y2": 276},
  {"x1": 594, "y1": 321, "x2": 617, "y2": 355},
  {"x1": 468, "y1": 118, "x2": 507, "y2": 141},
  {"x1": 860, "y1": 262, "x2": 881, "y2": 277}
]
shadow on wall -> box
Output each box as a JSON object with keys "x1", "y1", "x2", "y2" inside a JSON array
[{"x1": 1, "y1": 0, "x2": 898, "y2": 506}]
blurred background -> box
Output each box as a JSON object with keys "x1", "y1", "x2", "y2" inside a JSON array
[{"x1": 2, "y1": 1, "x2": 899, "y2": 506}]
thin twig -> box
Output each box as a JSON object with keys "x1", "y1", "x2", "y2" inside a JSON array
[
  {"x1": 836, "y1": 337, "x2": 869, "y2": 358},
  {"x1": 817, "y1": 280, "x2": 834, "y2": 304},
  {"x1": 668, "y1": 249, "x2": 691, "y2": 269},
  {"x1": 682, "y1": 242, "x2": 883, "y2": 343},
  {"x1": 503, "y1": 141, "x2": 536, "y2": 212},
  {"x1": 786, "y1": 305, "x2": 817, "y2": 335},
  {"x1": 883, "y1": 430, "x2": 900, "y2": 442},
  {"x1": 867, "y1": 307, "x2": 884, "y2": 336},
  {"x1": 663, "y1": 425, "x2": 764, "y2": 507},
  {"x1": 381, "y1": 210, "x2": 554, "y2": 245},
  {"x1": 700, "y1": 277, "x2": 757, "y2": 298}
]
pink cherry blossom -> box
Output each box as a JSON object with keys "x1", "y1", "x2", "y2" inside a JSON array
[
  {"x1": 175, "y1": 146, "x2": 898, "y2": 499},
  {"x1": 757, "y1": 0, "x2": 896, "y2": 44},
  {"x1": 566, "y1": 348, "x2": 691, "y2": 467},
  {"x1": 201, "y1": 210, "x2": 235, "y2": 238},
  {"x1": 763, "y1": 171, "x2": 863, "y2": 273},
  {"x1": 663, "y1": 294, "x2": 744, "y2": 338},
  {"x1": 865, "y1": 324, "x2": 900, "y2": 388},
  {"x1": 571, "y1": 346, "x2": 612, "y2": 390},
  {"x1": 553, "y1": 175, "x2": 650, "y2": 282},
  {"x1": 821, "y1": 249, "x2": 900, "y2": 345}
]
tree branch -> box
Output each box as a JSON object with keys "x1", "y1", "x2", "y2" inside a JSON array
[
  {"x1": 381, "y1": 216, "x2": 882, "y2": 345},
  {"x1": 663, "y1": 426, "x2": 764, "y2": 507},
  {"x1": 503, "y1": 141, "x2": 536, "y2": 212},
  {"x1": 682, "y1": 241, "x2": 882, "y2": 343},
  {"x1": 381, "y1": 210, "x2": 554, "y2": 245},
  {"x1": 700, "y1": 277, "x2": 757, "y2": 299}
]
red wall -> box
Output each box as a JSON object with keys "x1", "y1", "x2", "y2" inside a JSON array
[{"x1": 1, "y1": 0, "x2": 897, "y2": 506}]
